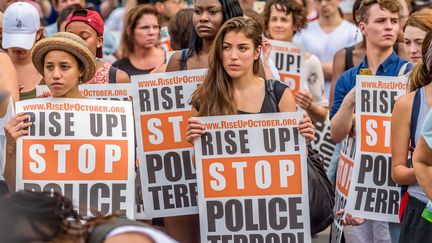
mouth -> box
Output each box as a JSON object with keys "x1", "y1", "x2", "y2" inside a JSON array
[
  {"x1": 197, "y1": 26, "x2": 212, "y2": 32},
  {"x1": 227, "y1": 64, "x2": 241, "y2": 70},
  {"x1": 50, "y1": 82, "x2": 64, "y2": 88},
  {"x1": 383, "y1": 34, "x2": 394, "y2": 39},
  {"x1": 410, "y1": 56, "x2": 421, "y2": 62}
]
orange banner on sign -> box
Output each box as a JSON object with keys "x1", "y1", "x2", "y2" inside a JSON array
[
  {"x1": 360, "y1": 115, "x2": 392, "y2": 154},
  {"x1": 336, "y1": 154, "x2": 354, "y2": 196},
  {"x1": 22, "y1": 139, "x2": 129, "y2": 180},
  {"x1": 140, "y1": 110, "x2": 192, "y2": 151},
  {"x1": 202, "y1": 155, "x2": 302, "y2": 198},
  {"x1": 280, "y1": 73, "x2": 301, "y2": 93}
]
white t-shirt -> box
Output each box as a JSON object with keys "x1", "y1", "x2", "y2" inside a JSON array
[{"x1": 293, "y1": 20, "x2": 362, "y2": 63}]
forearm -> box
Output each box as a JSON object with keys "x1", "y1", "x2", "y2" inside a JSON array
[
  {"x1": 330, "y1": 101, "x2": 354, "y2": 143},
  {"x1": 392, "y1": 165, "x2": 417, "y2": 185},
  {"x1": 262, "y1": 61, "x2": 276, "y2": 80},
  {"x1": 100, "y1": 0, "x2": 119, "y2": 19},
  {"x1": 306, "y1": 103, "x2": 328, "y2": 123},
  {"x1": 4, "y1": 143, "x2": 16, "y2": 192},
  {"x1": 322, "y1": 62, "x2": 333, "y2": 81}
]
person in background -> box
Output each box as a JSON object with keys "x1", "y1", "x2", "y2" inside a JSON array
[
  {"x1": 65, "y1": 8, "x2": 129, "y2": 83},
  {"x1": 151, "y1": 0, "x2": 187, "y2": 27},
  {"x1": 45, "y1": 0, "x2": 85, "y2": 36},
  {"x1": 392, "y1": 10, "x2": 432, "y2": 242},
  {"x1": 262, "y1": 0, "x2": 328, "y2": 123},
  {"x1": 331, "y1": 0, "x2": 410, "y2": 241},
  {"x1": 113, "y1": 5, "x2": 166, "y2": 75},
  {"x1": 168, "y1": 8, "x2": 194, "y2": 50},
  {"x1": 293, "y1": 0, "x2": 362, "y2": 97},
  {"x1": 2, "y1": 2, "x2": 44, "y2": 100}
]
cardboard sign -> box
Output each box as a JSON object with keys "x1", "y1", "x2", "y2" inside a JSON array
[
  {"x1": 312, "y1": 118, "x2": 337, "y2": 170},
  {"x1": 36, "y1": 83, "x2": 131, "y2": 101},
  {"x1": 269, "y1": 40, "x2": 305, "y2": 93},
  {"x1": 345, "y1": 75, "x2": 407, "y2": 222},
  {"x1": 15, "y1": 98, "x2": 135, "y2": 219},
  {"x1": 194, "y1": 112, "x2": 311, "y2": 243},
  {"x1": 131, "y1": 69, "x2": 207, "y2": 219},
  {"x1": 330, "y1": 137, "x2": 356, "y2": 243}
]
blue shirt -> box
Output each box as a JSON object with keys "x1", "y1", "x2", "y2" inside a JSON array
[{"x1": 330, "y1": 51, "x2": 411, "y2": 119}]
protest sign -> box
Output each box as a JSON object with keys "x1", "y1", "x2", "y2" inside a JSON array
[
  {"x1": 269, "y1": 40, "x2": 305, "y2": 93},
  {"x1": 330, "y1": 136, "x2": 356, "y2": 243},
  {"x1": 345, "y1": 75, "x2": 407, "y2": 222},
  {"x1": 131, "y1": 69, "x2": 207, "y2": 219},
  {"x1": 36, "y1": 83, "x2": 130, "y2": 101},
  {"x1": 160, "y1": 26, "x2": 173, "y2": 52},
  {"x1": 312, "y1": 118, "x2": 336, "y2": 170},
  {"x1": 194, "y1": 112, "x2": 310, "y2": 243},
  {"x1": 15, "y1": 98, "x2": 135, "y2": 219}
]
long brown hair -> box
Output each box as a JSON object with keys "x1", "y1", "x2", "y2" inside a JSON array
[
  {"x1": 409, "y1": 31, "x2": 432, "y2": 92},
  {"x1": 121, "y1": 5, "x2": 159, "y2": 57},
  {"x1": 189, "y1": 17, "x2": 262, "y2": 116}
]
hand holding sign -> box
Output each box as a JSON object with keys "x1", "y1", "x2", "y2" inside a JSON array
[
  {"x1": 186, "y1": 117, "x2": 205, "y2": 144},
  {"x1": 4, "y1": 113, "x2": 32, "y2": 144},
  {"x1": 336, "y1": 209, "x2": 366, "y2": 226},
  {"x1": 295, "y1": 90, "x2": 313, "y2": 110},
  {"x1": 298, "y1": 114, "x2": 315, "y2": 142}
]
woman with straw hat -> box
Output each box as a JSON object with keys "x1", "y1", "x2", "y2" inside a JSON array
[{"x1": 3, "y1": 31, "x2": 97, "y2": 191}]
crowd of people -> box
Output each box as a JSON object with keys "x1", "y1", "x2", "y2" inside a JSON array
[{"x1": 1, "y1": 0, "x2": 432, "y2": 242}]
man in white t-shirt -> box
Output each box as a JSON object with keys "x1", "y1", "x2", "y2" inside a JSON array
[{"x1": 293, "y1": 0, "x2": 362, "y2": 96}]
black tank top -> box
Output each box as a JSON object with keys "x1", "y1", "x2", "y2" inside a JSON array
[{"x1": 238, "y1": 81, "x2": 288, "y2": 114}]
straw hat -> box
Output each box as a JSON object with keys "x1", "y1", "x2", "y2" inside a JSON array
[{"x1": 32, "y1": 32, "x2": 97, "y2": 82}]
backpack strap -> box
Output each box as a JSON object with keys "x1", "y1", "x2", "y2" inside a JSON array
[
  {"x1": 108, "y1": 65, "x2": 118, "y2": 83},
  {"x1": 180, "y1": 48, "x2": 188, "y2": 71},
  {"x1": 265, "y1": 79, "x2": 278, "y2": 112},
  {"x1": 344, "y1": 46, "x2": 355, "y2": 70},
  {"x1": 409, "y1": 88, "x2": 421, "y2": 156},
  {"x1": 87, "y1": 218, "x2": 150, "y2": 243}
]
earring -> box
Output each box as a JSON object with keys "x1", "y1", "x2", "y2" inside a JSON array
[{"x1": 79, "y1": 76, "x2": 83, "y2": 84}]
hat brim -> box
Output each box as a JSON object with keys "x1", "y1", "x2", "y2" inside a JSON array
[
  {"x1": 32, "y1": 36, "x2": 96, "y2": 82},
  {"x1": 2, "y1": 32, "x2": 37, "y2": 50}
]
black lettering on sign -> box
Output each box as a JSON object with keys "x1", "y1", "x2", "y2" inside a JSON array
[
  {"x1": 361, "y1": 89, "x2": 398, "y2": 113},
  {"x1": 263, "y1": 128, "x2": 299, "y2": 153},
  {"x1": 359, "y1": 155, "x2": 398, "y2": 187},
  {"x1": 206, "y1": 197, "x2": 303, "y2": 233},
  {"x1": 275, "y1": 53, "x2": 301, "y2": 73},
  {"x1": 207, "y1": 232, "x2": 303, "y2": 243},
  {"x1": 201, "y1": 130, "x2": 250, "y2": 156},
  {"x1": 24, "y1": 182, "x2": 127, "y2": 217},
  {"x1": 354, "y1": 186, "x2": 400, "y2": 214},
  {"x1": 139, "y1": 86, "x2": 186, "y2": 112},
  {"x1": 90, "y1": 114, "x2": 125, "y2": 137},
  {"x1": 148, "y1": 182, "x2": 198, "y2": 210},
  {"x1": 26, "y1": 112, "x2": 75, "y2": 137},
  {"x1": 145, "y1": 151, "x2": 196, "y2": 184}
]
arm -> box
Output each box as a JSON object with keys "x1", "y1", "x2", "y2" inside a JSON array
[
  {"x1": 99, "y1": 0, "x2": 119, "y2": 19},
  {"x1": 36, "y1": 0, "x2": 52, "y2": 19},
  {"x1": 261, "y1": 37, "x2": 276, "y2": 80},
  {"x1": 391, "y1": 94, "x2": 417, "y2": 184},
  {"x1": 116, "y1": 69, "x2": 131, "y2": 83},
  {"x1": 413, "y1": 137, "x2": 432, "y2": 200},
  {"x1": 330, "y1": 49, "x2": 346, "y2": 108},
  {"x1": 4, "y1": 113, "x2": 33, "y2": 191},
  {"x1": 330, "y1": 87, "x2": 355, "y2": 143},
  {"x1": 165, "y1": 51, "x2": 182, "y2": 72},
  {"x1": 322, "y1": 62, "x2": 333, "y2": 81},
  {"x1": 295, "y1": 90, "x2": 328, "y2": 122},
  {"x1": 0, "y1": 53, "x2": 19, "y2": 116}
]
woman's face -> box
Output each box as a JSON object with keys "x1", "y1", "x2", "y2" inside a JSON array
[
  {"x1": 44, "y1": 50, "x2": 82, "y2": 98},
  {"x1": 193, "y1": 0, "x2": 224, "y2": 40},
  {"x1": 133, "y1": 14, "x2": 160, "y2": 49},
  {"x1": 66, "y1": 21, "x2": 102, "y2": 57},
  {"x1": 267, "y1": 4, "x2": 294, "y2": 41},
  {"x1": 222, "y1": 31, "x2": 260, "y2": 80},
  {"x1": 404, "y1": 25, "x2": 426, "y2": 65}
]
